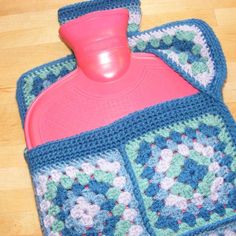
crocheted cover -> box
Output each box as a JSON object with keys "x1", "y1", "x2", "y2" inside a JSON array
[{"x1": 16, "y1": 1, "x2": 236, "y2": 236}]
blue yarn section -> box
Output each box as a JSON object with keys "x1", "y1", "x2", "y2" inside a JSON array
[
  {"x1": 181, "y1": 215, "x2": 236, "y2": 236},
  {"x1": 178, "y1": 159, "x2": 208, "y2": 189},
  {"x1": 135, "y1": 141, "x2": 152, "y2": 165},
  {"x1": 58, "y1": 0, "x2": 141, "y2": 25}
]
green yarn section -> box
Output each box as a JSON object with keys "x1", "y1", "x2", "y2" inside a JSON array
[
  {"x1": 154, "y1": 228, "x2": 176, "y2": 236},
  {"x1": 106, "y1": 187, "x2": 121, "y2": 200},
  {"x1": 136, "y1": 40, "x2": 147, "y2": 51},
  {"x1": 115, "y1": 220, "x2": 131, "y2": 235},
  {"x1": 60, "y1": 175, "x2": 73, "y2": 189},
  {"x1": 23, "y1": 77, "x2": 33, "y2": 94},
  {"x1": 171, "y1": 182, "x2": 193, "y2": 199},
  {"x1": 143, "y1": 195, "x2": 153, "y2": 208},
  {"x1": 94, "y1": 170, "x2": 114, "y2": 184},
  {"x1": 199, "y1": 57, "x2": 209, "y2": 64},
  {"x1": 218, "y1": 128, "x2": 231, "y2": 145},
  {"x1": 52, "y1": 220, "x2": 64, "y2": 233},
  {"x1": 192, "y1": 61, "x2": 208, "y2": 75},
  {"x1": 126, "y1": 141, "x2": 140, "y2": 158},
  {"x1": 162, "y1": 35, "x2": 173, "y2": 45},
  {"x1": 156, "y1": 128, "x2": 170, "y2": 138},
  {"x1": 45, "y1": 190, "x2": 57, "y2": 200},
  {"x1": 192, "y1": 44, "x2": 202, "y2": 55},
  {"x1": 184, "y1": 118, "x2": 200, "y2": 130},
  {"x1": 198, "y1": 172, "x2": 215, "y2": 196},
  {"x1": 46, "y1": 181, "x2": 58, "y2": 192},
  {"x1": 189, "y1": 151, "x2": 211, "y2": 166},
  {"x1": 150, "y1": 38, "x2": 160, "y2": 48},
  {"x1": 221, "y1": 129, "x2": 236, "y2": 155},
  {"x1": 112, "y1": 204, "x2": 125, "y2": 216},
  {"x1": 231, "y1": 158, "x2": 236, "y2": 172},
  {"x1": 132, "y1": 163, "x2": 143, "y2": 176},
  {"x1": 146, "y1": 210, "x2": 157, "y2": 225},
  {"x1": 225, "y1": 143, "x2": 235, "y2": 156},
  {"x1": 48, "y1": 205, "x2": 60, "y2": 216},
  {"x1": 171, "y1": 122, "x2": 187, "y2": 133},
  {"x1": 178, "y1": 52, "x2": 188, "y2": 65},
  {"x1": 45, "y1": 181, "x2": 57, "y2": 200},
  {"x1": 166, "y1": 154, "x2": 185, "y2": 178},
  {"x1": 138, "y1": 178, "x2": 149, "y2": 193},
  {"x1": 76, "y1": 172, "x2": 89, "y2": 185},
  {"x1": 176, "y1": 30, "x2": 196, "y2": 41},
  {"x1": 200, "y1": 114, "x2": 222, "y2": 127}
]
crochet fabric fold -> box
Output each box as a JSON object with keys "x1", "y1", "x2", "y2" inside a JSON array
[{"x1": 16, "y1": 1, "x2": 236, "y2": 236}]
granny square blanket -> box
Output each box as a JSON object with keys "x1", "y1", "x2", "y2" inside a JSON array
[{"x1": 16, "y1": 0, "x2": 236, "y2": 235}]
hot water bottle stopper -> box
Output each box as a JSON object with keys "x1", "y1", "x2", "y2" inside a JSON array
[{"x1": 16, "y1": 1, "x2": 236, "y2": 236}]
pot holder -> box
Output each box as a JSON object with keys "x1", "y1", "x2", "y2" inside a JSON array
[{"x1": 16, "y1": 1, "x2": 236, "y2": 236}]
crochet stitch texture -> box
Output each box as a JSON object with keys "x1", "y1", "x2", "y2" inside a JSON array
[{"x1": 16, "y1": 0, "x2": 236, "y2": 235}]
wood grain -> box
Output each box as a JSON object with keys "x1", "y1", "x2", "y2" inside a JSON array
[{"x1": 0, "y1": 1, "x2": 236, "y2": 235}]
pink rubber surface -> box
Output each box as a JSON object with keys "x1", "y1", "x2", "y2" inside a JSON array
[
  {"x1": 59, "y1": 8, "x2": 131, "y2": 82},
  {"x1": 24, "y1": 9, "x2": 198, "y2": 149}
]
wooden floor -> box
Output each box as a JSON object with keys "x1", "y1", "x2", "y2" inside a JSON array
[{"x1": 0, "y1": 0, "x2": 236, "y2": 235}]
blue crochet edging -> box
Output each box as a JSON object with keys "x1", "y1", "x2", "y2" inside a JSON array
[
  {"x1": 182, "y1": 215, "x2": 236, "y2": 236},
  {"x1": 30, "y1": 175, "x2": 48, "y2": 236},
  {"x1": 58, "y1": 0, "x2": 141, "y2": 25},
  {"x1": 25, "y1": 92, "x2": 230, "y2": 173},
  {"x1": 16, "y1": 71, "x2": 28, "y2": 127},
  {"x1": 119, "y1": 146, "x2": 156, "y2": 236}
]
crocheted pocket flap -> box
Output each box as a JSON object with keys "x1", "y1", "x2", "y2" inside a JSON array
[{"x1": 25, "y1": 93, "x2": 236, "y2": 236}]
